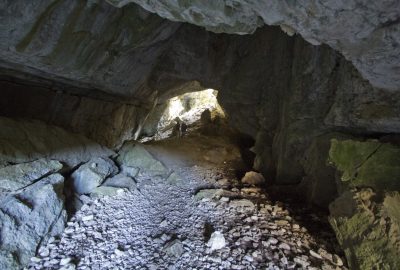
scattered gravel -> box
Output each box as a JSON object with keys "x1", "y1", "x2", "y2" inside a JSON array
[{"x1": 28, "y1": 133, "x2": 347, "y2": 269}]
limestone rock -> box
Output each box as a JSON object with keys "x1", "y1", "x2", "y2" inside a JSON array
[
  {"x1": 117, "y1": 142, "x2": 169, "y2": 178},
  {"x1": 0, "y1": 117, "x2": 114, "y2": 168},
  {"x1": 0, "y1": 174, "x2": 66, "y2": 269},
  {"x1": 241, "y1": 171, "x2": 265, "y2": 186},
  {"x1": 90, "y1": 186, "x2": 125, "y2": 198},
  {"x1": 329, "y1": 189, "x2": 400, "y2": 269},
  {"x1": 71, "y1": 157, "x2": 118, "y2": 194},
  {"x1": 0, "y1": 159, "x2": 62, "y2": 192},
  {"x1": 329, "y1": 139, "x2": 400, "y2": 191},
  {"x1": 229, "y1": 199, "x2": 255, "y2": 212},
  {"x1": 103, "y1": 174, "x2": 137, "y2": 190},
  {"x1": 163, "y1": 239, "x2": 184, "y2": 258},
  {"x1": 110, "y1": 0, "x2": 400, "y2": 91},
  {"x1": 207, "y1": 231, "x2": 226, "y2": 251},
  {"x1": 194, "y1": 189, "x2": 237, "y2": 201}
]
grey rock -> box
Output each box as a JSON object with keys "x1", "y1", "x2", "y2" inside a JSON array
[
  {"x1": 103, "y1": 173, "x2": 136, "y2": 190},
  {"x1": 0, "y1": 117, "x2": 114, "y2": 168},
  {"x1": 0, "y1": 174, "x2": 66, "y2": 269},
  {"x1": 195, "y1": 189, "x2": 237, "y2": 201},
  {"x1": 207, "y1": 231, "x2": 226, "y2": 251},
  {"x1": 110, "y1": 0, "x2": 400, "y2": 91},
  {"x1": 229, "y1": 199, "x2": 255, "y2": 211},
  {"x1": 0, "y1": 159, "x2": 62, "y2": 192},
  {"x1": 90, "y1": 186, "x2": 125, "y2": 198},
  {"x1": 117, "y1": 142, "x2": 169, "y2": 178},
  {"x1": 120, "y1": 165, "x2": 140, "y2": 178},
  {"x1": 163, "y1": 239, "x2": 184, "y2": 258},
  {"x1": 71, "y1": 157, "x2": 118, "y2": 194}
]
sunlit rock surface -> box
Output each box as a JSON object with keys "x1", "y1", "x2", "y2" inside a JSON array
[{"x1": 108, "y1": 0, "x2": 400, "y2": 90}]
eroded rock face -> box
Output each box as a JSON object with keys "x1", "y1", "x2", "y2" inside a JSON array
[
  {"x1": 0, "y1": 79, "x2": 149, "y2": 148},
  {"x1": 0, "y1": 0, "x2": 180, "y2": 99},
  {"x1": 108, "y1": 0, "x2": 400, "y2": 91},
  {"x1": 0, "y1": 116, "x2": 114, "y2": 168}
]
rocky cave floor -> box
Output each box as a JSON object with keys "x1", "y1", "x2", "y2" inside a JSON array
[{"x1": 28, "y1": 126, "x2": 347, "y2": 270}]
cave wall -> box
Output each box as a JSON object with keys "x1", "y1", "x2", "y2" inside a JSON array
[
  {"x1": 0, "y1": 78, "x2": 148, "y2": 148},
  {"x1": 109, "y1": 0, "x2": 400, "y2": 91},
  {"x1": 1, "y1": 0, "x2": 399, "y2": 205},
  {"x1": 1, "y1": 1, "x2": 400, "y2": 268},
  {"x1": 0, "y1": 0, "x2": 180, "y2": 100}
]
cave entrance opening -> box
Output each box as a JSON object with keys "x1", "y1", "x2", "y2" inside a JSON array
[{"x1": 140, "y1": 89, "x2": 226, "y2": 142}]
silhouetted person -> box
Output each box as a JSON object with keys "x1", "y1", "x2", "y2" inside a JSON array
[{"x1": 172, "y1": 117, "x2": 187, "y2": 138}]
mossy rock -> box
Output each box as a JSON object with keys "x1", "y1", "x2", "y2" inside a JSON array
[
  {"x1": 329, "y1": 139, "x2": 400, "y2": 191},
  {"x1": 329, "y1": 189, "x2": 400, "y2": 270}
]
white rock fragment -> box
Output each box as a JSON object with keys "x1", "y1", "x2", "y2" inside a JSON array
[
  {"x1": 60, "y1": 257, "x2": 72, "y2": 265},
  {"x1": 278, "y1": 242, "x2": 291, "y2": 251},
  {"x1": 114, "y1": 248, "x2": 125, "y2": 257},
  {"x1": 207, "y1": 231, "x2": 226, "y2": 251},
  {"x1": 82, "y1": 215, "x2": 94, "y2": 222},
  {"x1": 309, "y1": 250, "x2": 323, "y2": 259},
  {"x1": 30, "y1": 257, "x2": 41, "y2": 263}
]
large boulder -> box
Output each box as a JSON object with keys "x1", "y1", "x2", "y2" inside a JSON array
[
  {"x1": 103, "y1": 173, "x2": 137, "y2": 191},
  {"x1": 0, "y1": 117, "x2": 114, "y2": 168},
  {"x1": 0, "y1": 174, "x2": 67, "y2": 269},
  {"x1": 71, "y1": 157, "x2": 118, "y2": 195},
  {"x1": 117, "y1": 142, "x2": 169, "y2": 178}
]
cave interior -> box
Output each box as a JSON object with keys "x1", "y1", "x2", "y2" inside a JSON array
[{"x1": 0, "y1": 1, "x2": 400, "y2": 269}]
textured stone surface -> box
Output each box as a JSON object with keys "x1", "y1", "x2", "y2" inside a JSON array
[
  {"x1": 0, "y1": 173, "x2": 66, "y2": 269},
  {"x1": 71, "y1": 157, "x2": 118, "y2": 194},
  {"x1": 328, "y1": 140, "x2": 400, "y2": 269},
  {"x1": 0, "y1": 116, "x2": 114, "y2": 168},
  {"x1": 329, "y1": 139, "x2": 400, "y2": 192},
  {"x1": 103, "y1": 173, "x2": 137, "y2": 190},
  {"x1": 117, "y1": 142, "x2": 169, "y2": 177},
  {"x1": 0, "y1": 79, "x2": 149, "y2": 148},
  {"x1": 0, "y1": 0, "x2": 180, "y2": 100},
  {"x1": 90, "y1": 186, "x2": 125, "y2": 198},
  {"x1": 0, "y1": 159, "x2": 62, "y2": 192},
  {"x1": 109, "y1": 0, "x2": 400, "y2": 91},
  {"x1": 329, "y1": 189, "x2": 400, "y2": 269},
  {"x1": 241, "y1": 171, "x2": 265, "y2": 186}
]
